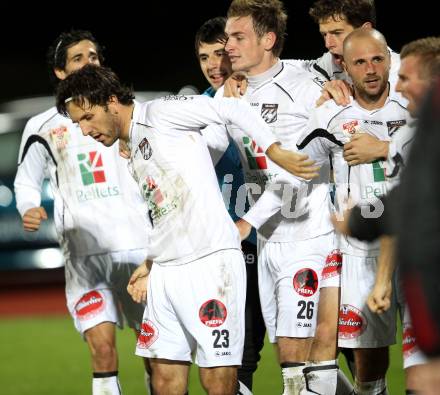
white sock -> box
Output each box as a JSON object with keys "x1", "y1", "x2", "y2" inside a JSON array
[
  {"x1": 144, "y1": 370, "x2": 151, "y2": 395},
  {"x1": 354, "y1": 378, "x2": 388, "y2": 395},
  {"x1": 336, "y1": 369, "x2": 354, "y2": 395},
  {"x1": 92, "y1": 372, "x2": 122, "y2": 395},
  {"x1": 281, "y1": 363, "x2": 307, "y2": 395},
  {"x1": 303, "y1": 360, "x2": 338, "y2": 395},
  {"x1": 237, "y1": 379, "x2": 253, "y2": 395}
]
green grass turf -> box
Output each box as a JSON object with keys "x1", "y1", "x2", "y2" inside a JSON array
[{"x1": 0, "y1": 316, "x2": 404, "y2": 394}]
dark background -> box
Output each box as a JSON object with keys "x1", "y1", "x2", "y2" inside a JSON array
[{"x1": 0, "y1": 1, "x2": 436, "y2": 103}]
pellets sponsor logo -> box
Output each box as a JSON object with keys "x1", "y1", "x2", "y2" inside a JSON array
[
  {"x1": 293, "y1": 268, "x2": 319, "y2": 297},
  {"x1": 338, "y1": 304, "x2": 367, "y2": 339},
  {"x1": 77, "y1": 151, "x2": 106, "y2": 186},
  {"x1": 322, "y1": 249, "x2": 342, "y2": 280},
  {"x1": 243, "y1": 136, "x2": 267, "y2": 170},
  {"x1": 371, "y1": 160, "x2": 385, "y2": 182},
  {"x1": 199, "y1": 299, "x2": 227, "y2": 327},
  {"x1": 137, "y1": 320, "x2": 158, "y2": 349},
  {"x1": 75, "y1": 290, "x2": 105, "y2": 321}
]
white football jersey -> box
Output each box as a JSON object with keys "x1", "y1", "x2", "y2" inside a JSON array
[
  {"x1": 384, "y1": 123, "x2": 416, "y2": 189},
  {"x1": 216, "y1": 61, "x2": 334, "y2": 242},
  {"x1": 128, "y1": 95, "x2": 279, "y2": 265},
  {"x1": 285, "y1": 48, "x2": 401, "y2": 88},
  {"x1": 297, "y1": 90, "x2": 411, "y2": 256},
  {"x1": 15, "y1": 107, "x2": 151, "y2": 258}
]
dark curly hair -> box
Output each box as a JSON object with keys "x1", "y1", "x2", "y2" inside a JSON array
[{"x1": 56, "y1": 64, "x2": 134, "y2": 117}]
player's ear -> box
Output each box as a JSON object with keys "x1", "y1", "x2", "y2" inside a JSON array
[
  {"x1": 361, "y1": 22, "x2": 373, "y2": 29},
  {"x1": 341, "y1": 59, "x2": 348, "y2": 72},
  {"x1": 54, "y1": 68, "x2": 67, "y2": 80},
  {"x1": 263, "y1": 31, "x2": 276, "y2": 52}
]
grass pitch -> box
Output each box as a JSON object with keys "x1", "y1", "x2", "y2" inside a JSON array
[{"x1": 0, "y1": 316, "x2": 404, "y2": 394}]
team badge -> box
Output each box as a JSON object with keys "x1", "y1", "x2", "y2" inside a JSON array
[
  {"x1": 387, "y1": 119, "x2": 406, "y2": 136},
  {"x1": 261, "y1": 103, "x2": 278, "y2": 123},
  {"x1": 199, "y1": 299, "x2": 227, "y2": 327},
  {"x1": 138, "y1": 137, "x2": 152, "y2": 160}
]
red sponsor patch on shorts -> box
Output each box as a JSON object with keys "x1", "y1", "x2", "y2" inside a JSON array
[
  {"x1": 199, "y1": 299, "x2": 228, "y2": 327},
  {"x1": 293, "y1": 268, "x2": 319, "y2": 297},
  {"x1": 402, "y1": 324, "x2": 418, "y2": 357},
  {"x1": 74, "y1": 290, "x2": 105, "y2": 321},
  {"x1": 338, "y1": 304, "x2": 367, "y2": 339},
  {"x1": 137, "y1": 320, "x2": 158, "y2": 349},
  {"x1": 322, "y1": 249, "x2": 342, "y2": 280}
]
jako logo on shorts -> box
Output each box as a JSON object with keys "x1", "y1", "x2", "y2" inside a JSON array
[
  {"x1": 77, "y1": 151, "x2": 106, "y2": 186},
  {"x1": 75, "y1": 290, "x2": 105, "y2": 321},
  {"x1": 338, "y1": 304, "x2": 367, "y2": 339},
  {"x1": 243, "y1": 136, "x2": 267, "y2": 170},
  {"x1": 137, "y1": 320, "x2": 158, "y2": 349},
  {"x1": 199, "y1": 299, "x2": 227, "y2": 327},
  {"x1": 322, "y1": 250, "x2": 342, "y2": 280},
  {"x1": 293, "y1": 268, "x2": 318, "y2": 297}
]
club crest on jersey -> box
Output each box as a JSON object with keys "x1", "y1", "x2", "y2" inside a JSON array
[
  {"x1": 199, "y1": 299, "x2": 228, "y2": 327},
  {"x1": 293, "y1": 268, "x2": 319, "y2": 297},
  {"x1": 342, "y1": 120, "x2": 360, "y2": 135},
  {"x1": 138, "y1": 138, "x2": 152, "y2": 160},
  {"x1": 338, "y1": 304, "x2": 367, "y2": 339},
  {"x1": 50, "y1": 125, "x2": 69, "y2": 150},
  {"x1": 261, "y1": 103, "x2": 278, "y2": 124},
  {"x1": 137, "y1": 320, "x2": 159, "y2": 349},
  {"x1": 387, "y1": 119, "x2": 406, "y2": 136}
]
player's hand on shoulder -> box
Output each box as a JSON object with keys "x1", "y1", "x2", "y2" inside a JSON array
[
  {"x1": 22, "y1": 207, "x2": 48, "y2": 232},
  {"x1": 223, "y1": 73, "x2": 248, "y2": 98},
  {"x1": 317, "y1": 80, "x2": 352, "y2": 107}
]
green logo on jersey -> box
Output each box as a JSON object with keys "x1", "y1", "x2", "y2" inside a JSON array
[
  {"x1": 372, "y1": 160, "x2": 385, "y2": 182},
  {"x1": 243, "y1": 136, "x2": 267, "y2": 170},
  {"x1": 77, "y1": 151, "x2": 106, "y2": 186}
]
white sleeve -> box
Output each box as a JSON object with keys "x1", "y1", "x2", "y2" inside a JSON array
[
  {"x1": 147, "y1": 95, "x2": 278, "y2": 152},
  {"x1": 14, "y1": 119, "x2": 48, "y2": 217},
  {"x1": 200, "y1": 124, "x2": 230, "y2": 166},
  {"x1": 243, "y1": 162, "x2": 305, "y2": 229}
]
